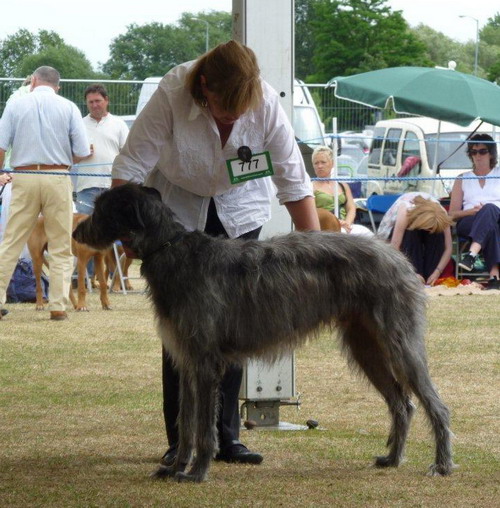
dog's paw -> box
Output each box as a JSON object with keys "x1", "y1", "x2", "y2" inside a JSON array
[
  {"x1": 374, "y1": 455, "x2": 399, "y2": 468},
  {"x1": 76, "y1": 306, "x2": 90, "y2": 312},
  {"x1": 174, "y1": 471, "x2": 205, "y2": 483},
  {"x1": 150, "y1": 465, "x2": 175, "y2": 479},
  {"x1": 101, "y1": 304, "x2": 112, "y2": 311},
  {"x1": 427, "y1": 462, "x2": 454, "y2": 476}
]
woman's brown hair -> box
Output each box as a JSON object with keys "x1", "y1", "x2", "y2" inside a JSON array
[
  {"x1": 407, "y1": 196, "x2": 453, "y2": 233},
  {"x1": 185, "y1": 40, "x2": 262, "y2": 116}
]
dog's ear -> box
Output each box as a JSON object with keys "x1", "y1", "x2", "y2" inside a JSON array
[
  {"x1": 102, "y1": 183, "x2": 147, "y2": 232},
  {"x1": 141, "y1": 186, "x2": 162, "y2": 202},
  {"x1": 131, "y1": 200, "x2": 146, "y2": 229}
]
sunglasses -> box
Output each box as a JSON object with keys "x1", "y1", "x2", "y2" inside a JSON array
[{"x1": 469, "y1": 148, "x2": 489, "y2": 156}]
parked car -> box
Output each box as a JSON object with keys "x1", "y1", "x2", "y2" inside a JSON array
[
  {"x1": 118, "y1": 114, "x2": 136, "y2": 129},
  {"x1": 339, "y1": 130, "x2": 373, "y2": 154},
  {"x1": 366, "y1": 117, "x2": 500, "y2": 197},
  {"x1": 339, "y1": 144, "x2": 365, "y2": 169}
]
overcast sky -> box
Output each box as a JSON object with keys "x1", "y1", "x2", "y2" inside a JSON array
[{"x1": 0, "y1": 0, "x2": 497, "y2": 69}]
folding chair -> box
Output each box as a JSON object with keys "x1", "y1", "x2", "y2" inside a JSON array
[
  {"x1": 109, "y1": 241, "x2": 144, "y2": 294},
  {"x1": 366, "y1": 194, "x2": 401, "y2": 233},
  {"x1": 109, "y1": 241, "x2": 129, "y2": 294}
]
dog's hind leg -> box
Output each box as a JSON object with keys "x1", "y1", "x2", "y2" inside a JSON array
[
  {"x1": 74, "y1": 251, "x2": 92, "y2": 311},
  {"x1": 339, "y1": 320, "x2": 414, "y2": 469},
  {"x1": 30, "y1": 248, "x2": 47, "y2": 311},
  {"x1": 398, "y1": 347, "x2": 453, "y2": 476},
  {"x1": 175, "y1": 358, "x2": 224, "y2": 483}
]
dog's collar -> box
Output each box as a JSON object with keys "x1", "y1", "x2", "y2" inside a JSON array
[{"x1": 141, "y1": 232, "x2": 184, "y2": 262}]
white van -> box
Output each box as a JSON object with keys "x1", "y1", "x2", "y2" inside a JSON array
[
  {"x1": 136, "y1": 77, "x2": 161, "y2": 115},
  {"x1": 293, "y1": 79, "x2": 327, "y2": 176},
  {"x1": 366, "y1": 117, "x2": 499, "y2": 198}
]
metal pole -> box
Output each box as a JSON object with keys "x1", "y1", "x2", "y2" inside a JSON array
[
  {"x1": 332, "y1": 117, "x2": 339, "y2": 217},
  {"x1": 474, "y1": 18, "x2": 479, "y2": 76},
  {"x1": 459, "y1": 15, "x2": 479, "y2": 75},
  {"x1": 191, "y1": 18, "x2": 209, "y2": 53}
]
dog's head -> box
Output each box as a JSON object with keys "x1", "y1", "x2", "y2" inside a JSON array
[{"x1": 72, "y1": 183, "x2": 165, "y2": 257}]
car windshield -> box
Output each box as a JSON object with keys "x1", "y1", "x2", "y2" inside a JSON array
[
  {"x1": 425, "y1": 132, "x2": 473, "y2": 170},
  {"x1": 294, "y1": 106, "x2": 324, "y2": 146}
]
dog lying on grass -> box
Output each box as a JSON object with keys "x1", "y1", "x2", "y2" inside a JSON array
[{"x1": 73, "y1": 183, "x2": 453, "y2": 483}]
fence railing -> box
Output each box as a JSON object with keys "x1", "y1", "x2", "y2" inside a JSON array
[
  {"x1": 0, "y1": 78, "x2": 144, "y2": 118},
  {"x1": 305, "y1": 83, "x2": 388, "y2": 133},
  {"x1": 1, "y1": 78, "x2": 402, "y2": 133}
]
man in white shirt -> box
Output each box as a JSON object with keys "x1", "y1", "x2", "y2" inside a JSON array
[
  {"x1": 77, "y1": 84, "x2": 129, "y2": 214},
  {"x1": 0, "y1": 66, "x2": 90, "y2": 321}
]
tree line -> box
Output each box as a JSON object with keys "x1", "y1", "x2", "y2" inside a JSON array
[{"x1": 1, "y1": 0, "x2": 499, "y2": 84}]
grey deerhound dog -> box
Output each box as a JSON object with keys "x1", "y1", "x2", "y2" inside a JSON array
[{"x1": 73, "y1": 183, "x2": 453, "y2": 483}]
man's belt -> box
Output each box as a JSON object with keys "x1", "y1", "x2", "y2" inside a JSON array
[{"x1": 14, "y1": 164, "x2": 70, "y2": 170}]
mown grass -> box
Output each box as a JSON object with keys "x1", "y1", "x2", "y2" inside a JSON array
[{"x1": 1, "y1": 280, "x2": 499, "y2": 507}]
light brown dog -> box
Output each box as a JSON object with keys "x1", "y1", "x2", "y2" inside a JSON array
[
  {"x1": 316, "y1": 207, "x2": 341, "y2": 232},
  {"x1": 27, "y1": 214, "x2": 111, "y2": 311}
]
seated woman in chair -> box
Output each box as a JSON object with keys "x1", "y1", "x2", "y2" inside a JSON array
[
  {"x1": 378, "y1": 192, "x2": 453, "y2": 286},
  {"x1": 312, "y1": 146, "x2": 372, "y2": 236},
  {"x1": 449, "y1": 133, "x2": 500, "y2": 290}
]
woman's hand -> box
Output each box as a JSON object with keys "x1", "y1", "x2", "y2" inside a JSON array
[
  {"x1": 285, "y1": 196, "x2": 320, "y2": 232},
  {"x1": 339, "y1": 219, "x2": 352, "y2": 233},
  {"x1": 426, "y1": 270, "x2": 441, "y2": 286},
  {"x1": 468, "y1": 204, "x2": 482, "y2": 215},
  {"x1": 0, "y1": 172, "x2": 12, "y2": 186}
]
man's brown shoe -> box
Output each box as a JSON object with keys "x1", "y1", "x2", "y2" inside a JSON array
[{"x1": 50, "y1": 311, "x2": 68, "y2": 321}]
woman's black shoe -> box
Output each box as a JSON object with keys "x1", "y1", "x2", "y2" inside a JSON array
[
  {"x1": 160, "y1": 447, "x2": 177, "y2": 467},
  {"x1": 215, "y1": 444, "x2": 263, "y2": 464},
  {"x1": 486, "y1": 276, "x2": 499, "y2": 290}
]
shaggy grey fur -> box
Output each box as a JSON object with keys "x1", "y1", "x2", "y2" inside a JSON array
[{"x1": 73, "y1": 183, "x2": 453, "y2": 483}]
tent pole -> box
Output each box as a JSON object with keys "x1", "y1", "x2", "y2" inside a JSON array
[
  {"x1": 332, "y1": 117, "x2": 339, "y2": 217},
  {"x1": 431, "y1": 120, "x2": 441, "y2": 195}
]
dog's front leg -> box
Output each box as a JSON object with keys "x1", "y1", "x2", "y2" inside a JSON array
[
  {"x1": 173, "y1": 369, "x2": 195, "y2": 476},
  {"x1": 152, "y1": 367, "x2": 194, "y2": 480},
  {"x1": 175, "y1": 361, "x2": 223, "y2": 483}
]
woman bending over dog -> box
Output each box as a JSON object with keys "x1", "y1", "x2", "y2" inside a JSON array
[{"x1": 111, "y1": 41, "x2": 320, "y2": 476}]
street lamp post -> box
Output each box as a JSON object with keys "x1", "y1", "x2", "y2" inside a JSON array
[
  {"x1": 459, "y1": 15, "x2": 479, "y2": 75},
  {"x1": 190, "y1": 17, "x2": 209, "y2": 53}
]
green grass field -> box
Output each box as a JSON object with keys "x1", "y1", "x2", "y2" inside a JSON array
[{"x1": 1, "y1": 284, "x2": 499, "y2": 507}]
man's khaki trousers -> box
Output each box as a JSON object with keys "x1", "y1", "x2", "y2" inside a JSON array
[{"x1": 0, "y1": 172, "x2": 73, "y2": 311}]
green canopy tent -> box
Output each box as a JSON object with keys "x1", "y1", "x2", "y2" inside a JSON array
[
  {"x1": 328, "y1": 67, "x2": 500, "y2": 194},
  {"x1": 328, "y1": 66, "x2": 500, "y2": 127}
]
